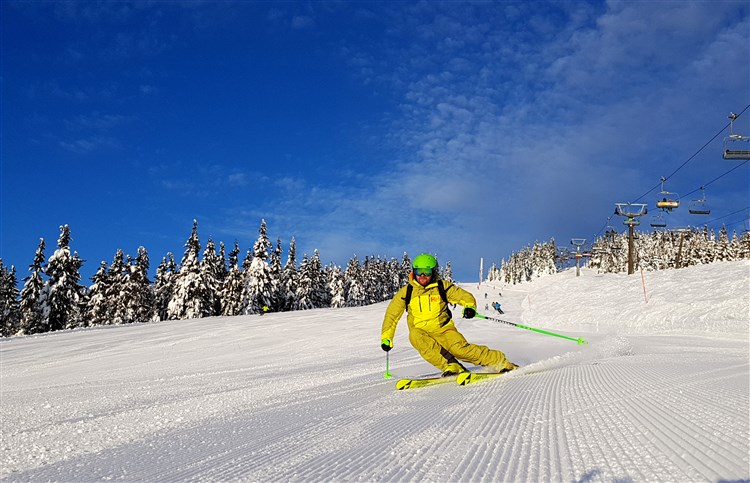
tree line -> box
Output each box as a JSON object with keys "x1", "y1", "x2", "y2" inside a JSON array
[
  {"x1": 588, "y1": 225, "x2": 750, "y2": 273},
  {"x1": 1, "y1": 220, "x2": 447, "y2": 337},
  {"x1": 483, "y1": 226, "x2": 749, "y2": 286}
]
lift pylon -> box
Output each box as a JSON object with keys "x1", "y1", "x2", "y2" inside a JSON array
[
  {"x1": 614, "y1": 202, "x2": 648, "y2": 275},
  {"x1": 570, "y1": 238, "x2": 587, "y2": 277}
]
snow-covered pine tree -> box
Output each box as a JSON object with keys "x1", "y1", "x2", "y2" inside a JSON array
[
  {"x1": 85, "y1": 261, "x2": 111, "y2": 326},
  {"x1": 715, "y1": 226, "x2": 730, "y2": 262},
  {"x1": 41, "y1": 225, "x2": 86, "y2": 331},
  {"x1": 294, "y1": 253, "x2": 314, "y2": 310},
  {"x1": 18, "y1": 238, "x2": 46, "y2": 335},
  {"x1": 400, "y1": 252, "x2": 411, "y2": 286},
  {"x1": 268, "y1": 239, "x2": 283, "y2": 311},
  {"x1": 307, "y1": 249, "x2": 326, "y2": 308},
  {"x1": 152, "y1": 253, "x2": 176, "y2": 321},
  {"x1": 385, "y1": 257, "x2": 402, "y2": 300},
  {"x1": 105, "y1": 249, "x2": 128, "y2": 324},
  {"x1": 739, "y1": 230, "x2": 750, "y2": 259},
  {"x1": 362, "y1": 256, "x2": 378, "y2": 305},
  {"x1": 293, "y1": 250, "x2": 326, "y2": 310},
  {"x1": 444, "y1": 261, "x2": 453, "y2": 282},
  {"x1": 168, "y1": 219, "x2": 211, "y2": 320},
  {"x1": 220, "y1": 241, "x2": 245, "y2": 316},
  {"x1": 319, "y1": 263, "x2": 333, "y2": 308},
  {"x1": 240, "y1": 248, "x2": 253, "y2": 314},
  {"x1": 280, "y1": 237, "x2": 298, "y2": 311},
  {"x1": 0, "y1": 260, "x2": 20, "y2": 337},
  {"x1": 124, "y1": 247, "x2": 153, "y2": 323},
  {"x1": 218, "y1": 242, "x2": 228, "y2": 278},
  {"x1": 328, "y1": 264, "x2": 345, "y2": 308},
  {"x1": 201, "y1": 238, "x2": 225, "y2": 317},
  {"x1": 486, "y1": 262, "x2": 498, "y2": 282},
  {"x1": 243, "y1": 219, "x2": 274, "y2": 315},
  {"x1": 545, "y1": 238, "x2": 558, "y2": 275},
  {"x1": 344, "y1": 255, "x2": 366, "y2": 307}
]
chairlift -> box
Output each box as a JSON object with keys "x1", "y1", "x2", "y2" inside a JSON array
[
  {"x1": 723, "y1": 112, "x2": 750, "y2": 160},
  {"x1": 650, "y1": 213, "x2": 667, "y2": 228},
  {"x1": 656, "y1": 177, "x2": 680, "y2": 211},
  {"x1": 614, "y1": 203, "x2": 648, "y2": 218},
  {"x1": 688, "y1": 186, "x2": 711, "y2": 215}
]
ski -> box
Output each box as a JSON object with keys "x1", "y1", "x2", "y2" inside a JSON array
[
  {"x1": 397, "y1": 368, "x2": 518, "y2": 389},
  {"x1": 396, "y1": 375, "x2": 455, "y2": 390},
  {"x1": 456, "y1": 371, "x2": 510, "y2": 386}
]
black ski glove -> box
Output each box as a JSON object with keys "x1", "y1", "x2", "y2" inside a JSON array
[
  {"x1": 462, "y1": 307, "x2": 476, "y2": 319},
  {"x1": 381, "y1": 338, "x2": 393, "y2": 352}
]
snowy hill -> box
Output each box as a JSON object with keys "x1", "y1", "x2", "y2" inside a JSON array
[{"x1": 1, "y1": 261, "x2": 748, "y2": 482}]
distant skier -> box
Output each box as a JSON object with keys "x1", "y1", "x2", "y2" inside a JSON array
[
  {"x1": 380, "y1": 253, "x2": 518, "y2": 376},
  {"x1": 492, "y1": 302, "x2": 504, "y2": 314}
]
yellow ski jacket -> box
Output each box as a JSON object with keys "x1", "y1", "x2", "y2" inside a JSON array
[{"x1": 381, "y1": 276, "x2": 477, "y2": 342}]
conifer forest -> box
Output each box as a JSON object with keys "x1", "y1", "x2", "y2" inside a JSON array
[{"x1": 1, "y1": 219, "x2": 748, "y2": 338}]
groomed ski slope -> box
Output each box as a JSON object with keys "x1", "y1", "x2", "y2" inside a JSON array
[{"x1": 1, "y1": 260, "x2": 748, "y2": 482}]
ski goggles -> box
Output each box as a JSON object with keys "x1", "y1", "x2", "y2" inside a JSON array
[{"x1": 413, "y1": 267, "x2": 433, "y2": 277}]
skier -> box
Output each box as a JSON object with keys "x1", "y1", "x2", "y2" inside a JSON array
[
  {"x1": 492, "y1": 302, "x2": 504, "y2": 314},
  {"x1": 380, "y1": 253, "x2": 518, "y2": 376}
]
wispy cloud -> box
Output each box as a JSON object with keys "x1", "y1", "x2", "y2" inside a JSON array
[
  {"x1": 227, "y1": 173, "x2": 248, "y2": 187},
  {"x1": 63, "y1": 112, "x2": 135, "y2": 131},
  {"x1": 291, "y1": 15, "x2": 314, "y2": 29},
  {"x1": 59, "y1": 135, "x2": 122, "y2": 154}
]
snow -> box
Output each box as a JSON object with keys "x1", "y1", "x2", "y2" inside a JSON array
[{"x1": 1, "y1": 260, "x2": 748, "y2": 482}]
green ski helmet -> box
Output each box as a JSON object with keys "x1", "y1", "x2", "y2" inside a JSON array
[{"x1": 412, "y1": 253, "x2": 437, "y2": 270}]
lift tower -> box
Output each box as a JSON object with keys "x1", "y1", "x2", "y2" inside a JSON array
[{"x1": 614, "y1": 203, "x2": 648, "y2": 275}]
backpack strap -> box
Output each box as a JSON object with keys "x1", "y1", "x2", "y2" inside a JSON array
[
  {"x1": 438, "y1": 280, "x2": 452, "y2": 320},
  {"x1": 437, "y1": 279, "x2": 449, "y2": 305},
  {"x1": 403, "y1": 284, "x2": 414, "y2": 312}
]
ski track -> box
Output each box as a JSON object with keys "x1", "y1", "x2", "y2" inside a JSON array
[{"x1": 4, "y1": 340, "x2": 748, "y2": 482}]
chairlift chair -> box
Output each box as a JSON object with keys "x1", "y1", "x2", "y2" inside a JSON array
[
  {"x1": 723, "y1": 136, "x2": 750, "y2": 160},
  {"x1": 614, "y1": 203, "x2": 648, "y2": 218},
  {"x1": 688, "y1": 186, "x2": 711, "y2": 215},
  {"x1": 723, "y1": 113, "x2": 750, "y2": 160},
  {"x1": 656, "y1": 177, "x2": 680, "y2": 211},
  {"x1": 650, "y1": 214, "x2": 667, "y2": 228}
]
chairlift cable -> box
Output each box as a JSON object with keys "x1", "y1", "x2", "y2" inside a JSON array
[
  {"x1": 702, "y1": 206, "x2": 750, "y2": 226},
  {"x1": 591, "y1": 106, "x2": 750, "y2": 247},
  {"x1": 681, "y1": 159, "x2": 749, "y2": 198},
  {"x1": 631, "y1": 103, "x2": 750, "y2": 203}
]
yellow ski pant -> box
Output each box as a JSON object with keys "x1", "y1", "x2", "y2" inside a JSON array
[{"x1": 408, "y1": 322, "x2": 509, "y2": 372}]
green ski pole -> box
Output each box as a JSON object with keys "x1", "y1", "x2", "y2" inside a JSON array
[
  {"x1": 384, "y1": 351, "x2": 393, "y2": 379},
  {"x1": 476, "y1": 313, "x2": 588, "y2": 345}
]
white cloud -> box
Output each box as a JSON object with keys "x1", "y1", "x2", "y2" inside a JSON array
[
  {"x1": 227, "y1": 173, "x2": 248, "y2": 187},
  {"x1": 291, "y1": 15, "x2": 314, "y2": 29}
]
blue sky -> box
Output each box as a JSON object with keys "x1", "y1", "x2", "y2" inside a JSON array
[{"x1": 2, "y1": 1, "x2": 749, "y2": 282}]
